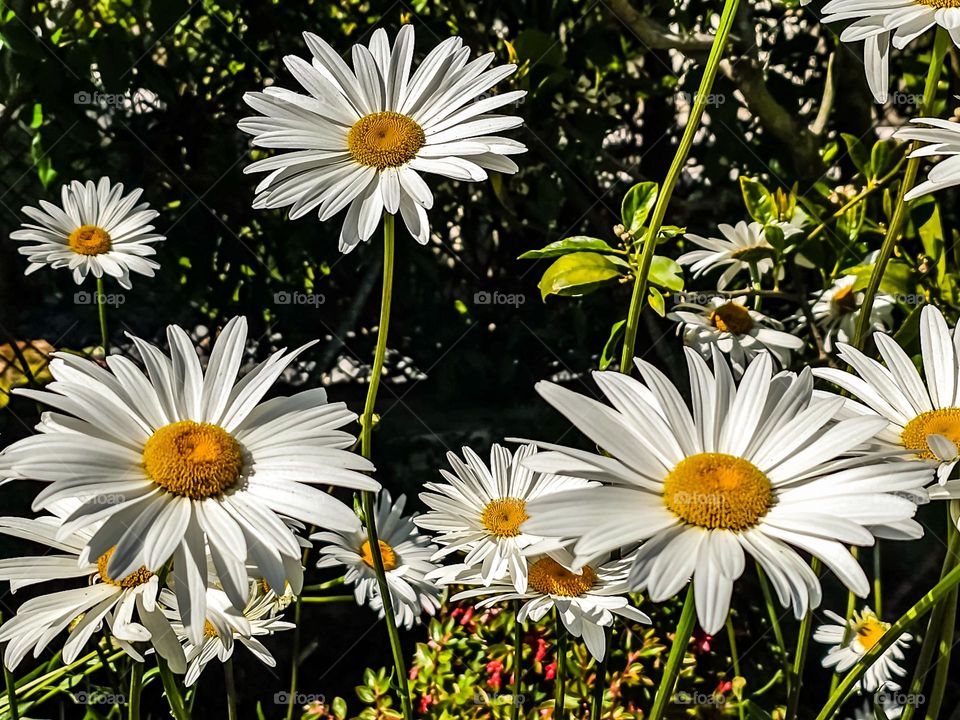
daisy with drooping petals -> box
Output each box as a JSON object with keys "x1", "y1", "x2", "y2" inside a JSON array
[
  {"x1": 452, "y1": 550, "x2": 650, "y2": 661},
  {"x1": 817, "y1": 0, "x2": 960, "y2": 103},
  {"x1": 0, "y1": 501, "x2": 185, "y2": 672},
  {"x1": 668, "y1": 296, "x2": 804, "y2": 375},
  {"x1": 10, "y1": 177, "x2": 164, "y2": 290},
  {"x1": 162, "y1": 583, "x2": 293, "y2": 686},
  {"x1": 519, "y1": 349, "x2": 929, "y2": 633},
  {"x1": 678, "y1": 222, "x2": 776, "y2": 290},
  {"x1": 814, "y1": 304, "x2": 960, "y2": 483},
  {"x1": 807, "y1": 276, "x2": 895, "y2": 352},
  {"x1": 314, "y1": 491, "x2": 440, "y2": 629},
  {"x1": 895, "y1": 118, "x2": 960, "y2": 200},
  {"x1": 0, "y1": 316, "x2": 378, "y2": 641},
  {"x1": 414, "y1": 443, "x2": 592, "y2": 593},
  {"x1": 814, "y1": 607, "x2": 912, "y2": 692},
  {"x1": 238, "y1": 25, "x2": 526, "y2": 252}
]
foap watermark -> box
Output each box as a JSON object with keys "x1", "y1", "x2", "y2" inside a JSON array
[
  {"x1": 74, "y1": 90, "x2": 132, "y2": 107},
  {"x1": 673, "y1": 291, "x2": 714, "y2": 306},
  {"x1": 894, "y1": 293, "x2": 925, "y2": 306},
  {"x1": 274, "y1": 290, "x2": 325, "y2": 307},
  {"x1": 875, "y1": 690, "x2": 924, "y2": 709},
  {"x1": 678, "y1": 91, "x2": 726, "y2": 106},
  {"x1": 473, "y1": 290, "x2": 526, "y2": 307},
  {"x1": 274, "y1": 691, "x2": 325, "y2": 705},
  {"x1": 890, "y1": 91, "x2": 924, "y2": 107},
  {"x1": 674, "y1": 690, "x2": 727, "y2": 706},
  {"x1": 74, "y1": 290, "x2": 125, "y2": 307},
  {"x1": 471, "y1": 690, "x2": 526, "y2": 707},
  {"x1": 73, "y1": 690, "x2": 126, "y2": 705}
]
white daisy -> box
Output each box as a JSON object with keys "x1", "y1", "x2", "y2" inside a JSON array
[
  {"x1": 814, "y1": 607, "x2": 912, "y2": 692},
  {"x1": 313, "y1": 491, "x2": 441, "y2": 629},
  {"x1": 452, "y1": 549, "x2": 650, "y2": 661},
  {"x1": 162, "y1": 583, "x2": 293, "y2": 686},
  {"x1": 0, "y1": 501, "x2": 184, "y2": 672},
  {"x1": 895, "y1": 117, "x2": 960, "y2": 200},
  {"x1": 808, "y1": 276, "x2": 895, "y2": 352},
  {"x1": 678, "y1": 222, "x2": 776, "y2": 290},
  {"x1": 413, "y1": 443, "x2": 592, "y2": 593},
  {"x1": 10, "y1": 177, "x2": 164, "y2": 290},
  {"x1": 0, "y1": 316, "x2": 378, "y2": 641},
  {"x1": 518, "y1": 349, "x2": 929, "y2": 633},
  {"x1": 238, "y1": 26, "x2": 527, "y2": 252},
  {"x1": 818, "y1": 0, "x2": 960, "y2": 103},
  {"x1": 668, "y1": 296, "x2": 804, "y2": 375},
  {"x1": 813, "y1": 304, "x2": 960, "y2": 483}
]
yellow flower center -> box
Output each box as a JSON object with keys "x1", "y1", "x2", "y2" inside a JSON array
[
  {"x1": 142, "y1": 421, "x2": 244, "y2": 499},
  {"x1": 480, "y1": 498, "x2": 529, "y2": 538},
  {"x1": 68, "y1": 225, "x2": 112, "y2": 255},
  {"x1": 96, "y1": 548, "x2": 154, "y2": 588},
  {"x1": 360, "y1": 539, "x2": 397, "y2": 572},
  {"x1": 347, "y1": 111, "x2": 425, "y2": 169},
  {"x1": 527, "y1": 557, "x2": 597, "y2": 597},
  {"x1": 663, "y1": 453, "x2": 774, "y2": 530},
  {"x1": 853, "y1": 611, "x2": 889, "y2": 651},
  {"x1": 709, "y1": 303, "x2": 754, "y2": 335},
  {"x1": 203, "y1": 620, "x2": 220, "y2": 638},
  {"x1": 901, "y1": 408, "x2": 960, "y2": 460},
  {"x1": 916, "y1": 0, "x2": 960, "y2": 8}
]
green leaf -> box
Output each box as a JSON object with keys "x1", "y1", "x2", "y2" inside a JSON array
[
  {"x1": 648, "y1": 256, "x2": 684, "y2": 291},
  {"x1": 893, "y1": 301, "x2": 924, "y2": 353},
  {"x1": 869, "y1": 138, "x2": 902, "y2": 182},
  {"x1": 519, "y1": 236, "x2": 620, "y2": 259},
  {"x1": 763, "y1": 224, "x2": 786, "y2": 251},
  {"x1": 537, "y1": 252, "x2": 624, "y2": 300},
  {"x1": 648, "y1": 287, "x2": 665, "y2": 316},
  {"x1": 739, "y1": 177, "x2": 775, "y2": 223},
  {"x1": 600, "y1": 320, "x2": 626, "y2": 371},
  {"x1": 621, "y1": 181, "x2": 659, "y2": 234},
  {"x1": 845, "y1": 260, "x2": 915, "y2": 296},
  {"x1": 333, "y1": 697, "x2": 348, "y2": 719},
  {"x1": 842, "y1": 133, "x2": 871, "y2": 177}
]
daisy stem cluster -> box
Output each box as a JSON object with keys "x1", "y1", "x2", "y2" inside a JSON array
[
  {"x1": 95, "y1": 276, "x2": 109, "y2": 353},
  {"x1": 358, "y1": 212, "x2": 412, "y2": 720},
  {"x1": 649, "y1": 585, "x2": 696, "y2": 720},
  {"x1": 128, "y1": 660, "x2": 143, "y2": 720},
  {"x1": 620, "y1": 0, "x2": 740, "y2": 370},
  {"x1": 852, "y1": 26, "x2": 949, "y2": 350},
  {"x1": 3, "y1": 665, "x2": 17, "y2": 720},
  {"x1": 787, "y1": 557, "x2": 821, "y2": 720}
]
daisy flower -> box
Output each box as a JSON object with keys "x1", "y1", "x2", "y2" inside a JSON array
[
  {"x1": 895, "y1": 118, "x2": 960, "y2": 200},
  {"x1": 813, "y1": 304, "x2": 960, "y2": 483},
  {"x1": 519, "y1": 349, "x2": 929, "y2": 633},
  {"x1": 0, "y1": 501, "x2": 184, "y2": 671},
  {"x1": 818, "y1": 0, "x2": 960, "y2": 103},
  {"x1": 452, "y1": 549, "x2": 650, "y2": 661},
  {"x1": 314, "y1": 491, "x2": 441, "y2": 629},
  {"x1": 814, "y1": 607, "x2": 912, "y2": 692},
  {"x1": 808, "y1": 276, "x2": 895, "y2": 352},
  {"x1": 413, "y1": 443, "x2": 592, "y2": 593},
  {"x1": 10, "y1": 177, "x2": 164, "y2": 290},
  {"x1": 161, "y1": 583, "x2": 293, "y2": 686},
  {"x1": 0, "y1": 316, "x2": 378, "y2": 641},
  {"x1": 238, "y1": 26, "x2": 527, "y2": 252},
  {"x1": 668, "y1": 296, "x2": 804, "y2": 375},
  {"x1": 678, "y1": 222, "x2": 776, "y2": 290}
]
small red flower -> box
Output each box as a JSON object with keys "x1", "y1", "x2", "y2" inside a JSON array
[
  {"x1": 418, "y1": 694, "x2": 433, "y2": 714},
  {"x1": 534, "y1": 637, "x2": 548, "y2": 662},
  {"x1": 693, "y1": 629, "x2": 713, "y2": 654},
  {"x1": 545, "y1": 662, "x2": 557, "y2": 681},
  {"x1": 715, "y1": 680, "x2": 733, "y2": 695}
]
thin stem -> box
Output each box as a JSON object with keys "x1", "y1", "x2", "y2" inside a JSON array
[
  {"x1": 590, "y1": 627, "x2": 610, "y2": 720},
  {"x1": 814, "y1": 559, "x2": 960, "y2": 720},
  {"x1": 511, "y1": 601, "x2": 523, "y2": 720},
  {"x1": 4, "y1": 664, "x2": 18, "y2": 720},
  {"x1": 128, "y1": 662, "x2": 143, "y2": 720},
  {"x1": 96, "y1": 276, "x2": 109, "y2": 354},
  {"x1": 748, "y1": 261, "x2": 762, "y2": 311},
  {"x1": 756, "y1": 564, "x2": 790, "y2": 698},
  {"x1": 224, "y1": 657, "x2": 238, "y2": 720},
  {"x1": 830, "y1": 548, "x2": 861, "y2": 696},
  {"x1": 302, "y1": 577, "x2": 345, "y2": 592},
  {"x1": 299, "y1": 595, "x2": 355, "y2": 604},
  {"x1": 157, "y1": 656, "x2": 190, "y2": 720},
  {"x1": 649, "y1": 585, "x2": 696, "y2": 720},
  {"x1": 787, "y1": 557, "x2": 821, "y2": 720},
  {"x1": 358, "y1": 212, "x2": 411, "y2": 720},
  {"x1": 726, "y1": 617, "x2": 745, "y2": 720},
  {"x1": 852, "y1": 27, "x2": 949, "y2": 349},
  {"x1": 285, "y1": 596, "x2": 304, "y2": 720},
  {"x1": 620, "y1": 0, "x2": 740, "y2": 369},
  {"x1": 926, "y1": 584, "x2": 957, "y2": 720},
  {"x1": 873, "y1": 544, "x2": 883, "y2": 618},
  {"x1": 554, "y1": 611, "x2": 567, "y2": 717}
]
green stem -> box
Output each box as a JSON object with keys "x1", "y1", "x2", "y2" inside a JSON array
[
  {"x1": 4, "y1": 665, "x2": 18, "y2": 720},
  {"x1": 224, "y1": 657, "x2": 238, "y2": 720},
  {"x1": 649, "y1": 585, "x2": 696, "y2": 720},
  {"x1": 726, "y1": 617, "x2": 745, "y2": 720},
  {"x1": 96, "y1": 276, "x2": 109, "y2": 354},
  {"x1": 852, "y1": 27, "x2": 949, "y2": 349},
  {"x1": 873, "y1": 544, "x2": 883, "y2": 617},
  {"x1": 814, "y1": 559, "x2": 960, "y2": 720},
  {"x1": 358, "y1": 213, "x2": 411, "y2": 720},
  {"x1": 748, "y1": 261, "x2": 762, "y2": 311},
  {"x1": 285, "y1": 594, "x2": 304, "y2": 720},
  {"x1": 619, "y1": 0, "x2": 740, "y2": 369},
  {"x1": 787, "y1": 557, "x2": 821, "y2": 720},
  {"x1": 756, "y1": 565, "x2": 790, "y2": 698},
  {"x1": 554, "y1": 611, "x2": 567, "y2": 717},
  {"x1": 590, "y1": 627, "x2": 611, "y2": 720},
  {"x1": 926, "y1": 585, "x2": 957, "y2": 720},
  {"x1": 157, "y1": 656, "x2": 190, "y2": 720},
  {"x1": 128, "y1": 662, "x2": 143, "y2": 720},
  {"x1": 299, "y1": 595, "x2": 355, "y2": 604},
  {"x1": 511, "y1": 601, "x2": 523, "y2": 720},
  {"x1": 302, "y1": 577, "x2": 345, "y2": 592},
  {"x1": 830, "y1": 548, "x2": 861, "y2": 695}
]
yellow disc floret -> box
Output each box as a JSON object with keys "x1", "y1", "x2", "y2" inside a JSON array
[
  {"x1": 852, "y1": 608, "x2": 889, "y2": 651},
  {"x1": 901, "y1": 408, "x2": 960, "y2": 460},
  {"x1": 481, "y1": 497, "x2": 529, "y2": 538},
  {"x1": 916, "y1": 0, "x2": 960, "y2": 8},
  {"x1": 68, "y1": 225, "x2": 112, "y2": 255},
  {"x1": 347, "y1": 111, "x2": 425, "y2": 169},
  {"x1": 663, "y1": 453, "x2": 774, "y2": 530},
  {"x1": 709, "y1": 303, "x2": 754, "y2": 335},
  {"x1": 360, "y1": 539, "x2": 397, "y2": 571},
  {"x1": 96, "y1": 547, "x2": 154, "y2": 588},
  {"x1": 527, "y1": 557, "x2": 597, "y2": 597},
  {"x1": 143, "y1": 421, "x2": 244, "y2": 499}
]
